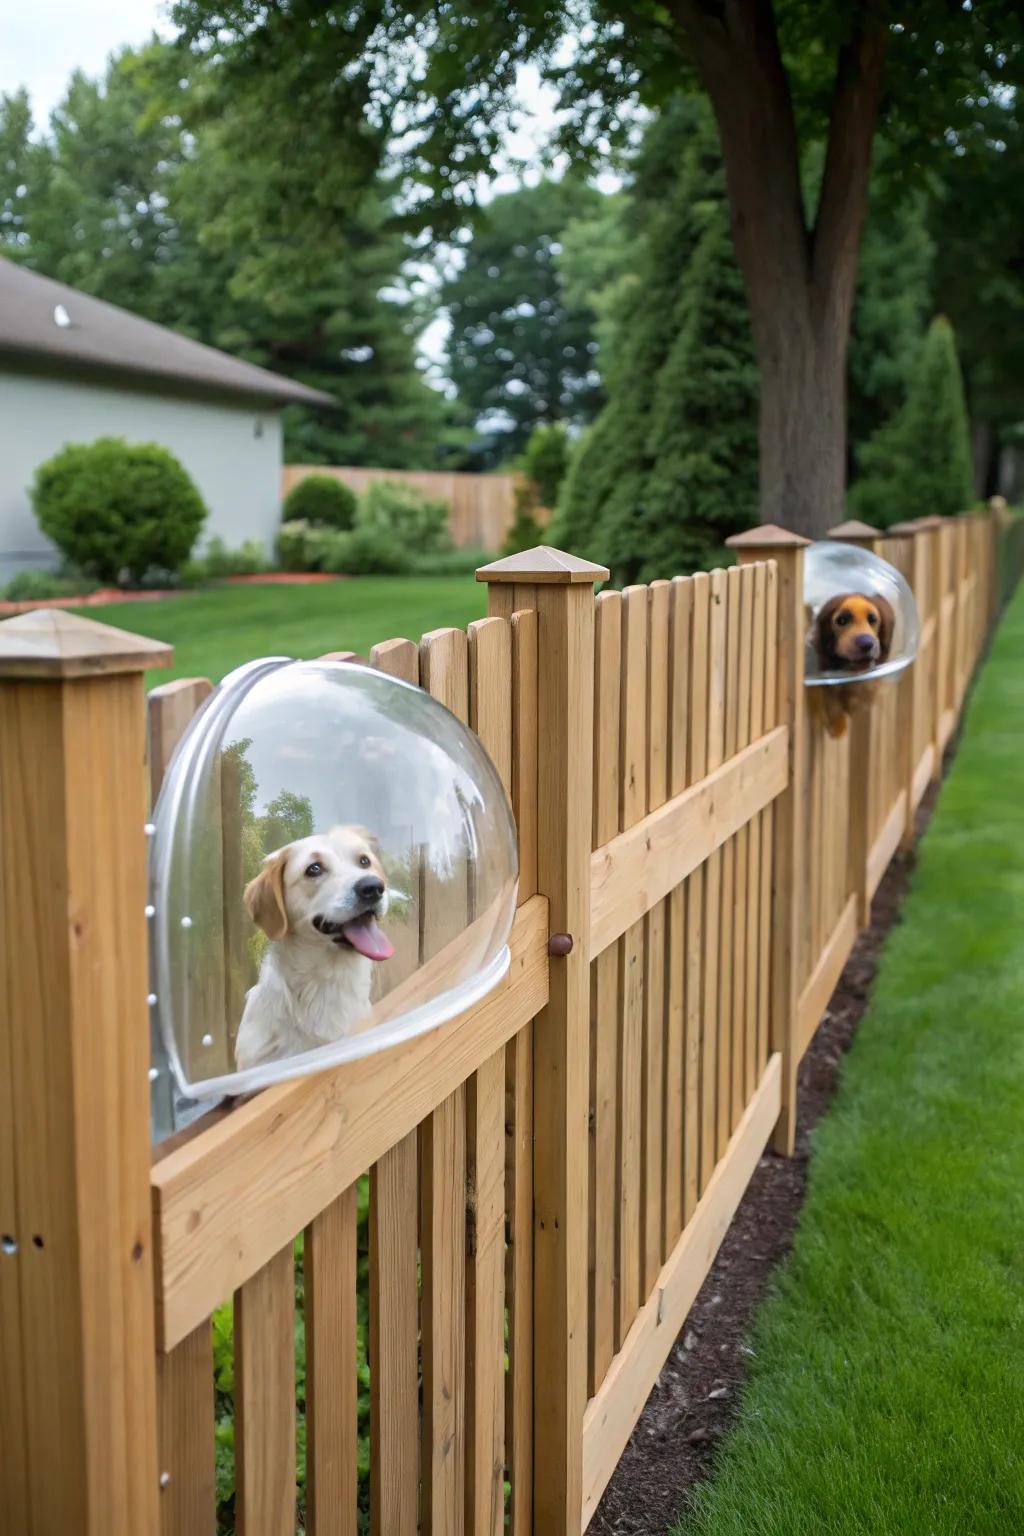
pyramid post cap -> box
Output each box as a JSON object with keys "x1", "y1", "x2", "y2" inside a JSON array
[
  {"x1": 827, "y1": 518, "x2": 881, "y2": 542},
  {"x1": 476, "y1": 544, "x2": 610, "y2": 585},
  {"x1": 888, "y1": 519, "x2": 924, "y2": 535},
  {"x1": 912, "y1": 516, "x2": 946, "y2": 529},
  {"x1": 726, "y1": 523, "x2": 811, "y2": 550},
  {"x1": 0, "y1": 608, "x2": 174, "y2": 680}
]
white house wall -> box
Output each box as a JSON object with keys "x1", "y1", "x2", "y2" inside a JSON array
[{"x1": 0, "y1": 369, "x2": 284, "y2": 583}]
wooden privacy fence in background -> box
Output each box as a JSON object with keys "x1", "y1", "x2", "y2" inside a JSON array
[
  {"x1": 281, "y1": 464, "x2": 550, "y2": 552},
  {"x1": 1, "y1": 505, "x2": 1021, "y2": 1536}
]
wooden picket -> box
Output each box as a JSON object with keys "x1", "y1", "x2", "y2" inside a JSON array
[{"x1": 2, "y1": 504, "x2": 1019, "y2": 1536}]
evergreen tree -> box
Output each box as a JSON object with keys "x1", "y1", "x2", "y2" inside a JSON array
[
  {"x1": 442, "y1": 177, "x2": 605, "y2": 456},
  {"x1": 848, "y1": 171, "x2": 935, "y2": 456},
  {"x1": 553, "y1": 101, "x2": 758, "y2": 582},
  {"x1": 849, "y1": 316, "x2": 975, "y2": 526},
  {"x1": 6, "y1": 44, "x2": 448, "y2": 470}
]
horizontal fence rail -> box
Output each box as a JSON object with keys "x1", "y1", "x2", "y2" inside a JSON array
[{"x1": 1, "y1": 503, "x2": 1020, "y2": 1536}]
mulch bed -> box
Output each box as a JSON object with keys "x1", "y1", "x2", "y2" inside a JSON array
[
  {"x1": 0, "y1": 571, "x2": 343, "y2": 616},
  {"x1": 589, "y1": 753, "x2": 953, "y2": 1535}
]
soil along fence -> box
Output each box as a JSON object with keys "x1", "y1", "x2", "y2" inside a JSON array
[
  {"x1": 1, "y1": 507, "x2": 1020, "y2": 1536},
  {"x1": 282, "y1": 463, "x2": 535, "y2": 551}
]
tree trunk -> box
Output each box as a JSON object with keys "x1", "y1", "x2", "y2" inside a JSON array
[
  {"x1": 669, "y1": 0, "x2": 889, "y2": 539},
  {"x1": 754, "y1": 303, "x2": 849, "y2": 539}
]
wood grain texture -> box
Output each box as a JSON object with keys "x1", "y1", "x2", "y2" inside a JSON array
[
  {"x1": 235, "y1": 1246, "x2": 296, "y2": 1536},
  {"x1": 642, "y1": 581, "x2": 670, "y2": 1292},
  {"x1": 732, "y1": 540, "x2": 805, "y2": 1156},
  {"x1": 663, "y1": 576, "x2": 692, "y2": 1250},
  {"x1": 589, "y1": 591, "x2": 621, "y2": 1394},
  {"x1": 581, "y1": 1055, "x2": 781, "y2": 1526},
  {"x1": 684, "y1": 575, "x2": 709, "y2": 1221},
  {"x1": 157, "y1": 1323, "x2": 216, "y2": 1536},
  {"x1": 419, "y1": 626, "x2": 470, "y2": 1536},
  {"x1": 701, "y1": 569, "x2": 727, "y2": 1187},
  {"x1": 147, "y1": 677, "x2": 213, "y2": 804},
  {"x1": 616, "y1": 587, "x2": 648, "y2": 1347},
  {"x1": 717, "y1": 567, "x2": 740, "y2": 1158},
  {"x1": 153, "y1": 896, "x2": 548, "y2": 1350},
  {"x1": 369, "y1": 1134, "x2": 418, "y2": 1536},
  {"x1": 510, "y1": 610, "x2": 539, "y2": 901},
  {"x1": 305, "y1": 1186, "x2": 358, "y2": 1536},
  {"x1": 0, "y1": 672, "x2": 159, "y2": 1535},
  {"x1": 465, "y1": 1049, "x2": 506, "y2": 1536},
  {"x1": 504, "y1": 1022, "x2": 534, "y2": 1535}
]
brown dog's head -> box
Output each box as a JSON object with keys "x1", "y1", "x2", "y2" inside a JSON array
[{"x1": 813, "y1": 592, "x2": 895, "y2": 671}]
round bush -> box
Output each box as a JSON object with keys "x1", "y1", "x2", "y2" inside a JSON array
[
  {"x1": 282, "y1": 475, "x2": 358, "y2": 531},
  {"x1": 356, "y1": 479, "x2": 451, "y2": 554},
  {"x1": 31, "y1": 438, "x2": 207, "y2": 586}
]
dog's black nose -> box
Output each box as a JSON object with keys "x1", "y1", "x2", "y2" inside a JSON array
[
  {"x1": 354, "y1": 876, "x2": 384, "y2": 905},
  {"x1": 855, "y1": 633, "x2": 876, "y2": 654}
]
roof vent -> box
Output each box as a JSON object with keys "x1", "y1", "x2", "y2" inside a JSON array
[{"x1": 53, "y1": 304, "x2": 72, "y2": 329}]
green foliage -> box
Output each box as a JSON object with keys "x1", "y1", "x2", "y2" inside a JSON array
[
  {"x1": 283, "y1": 475, "x2": 358, "y2": 531},
  {"x1": 501, "y1": 484, "x2": 544, "y2": 557},
  {"x1": 322, "y1": 528, "x2": 415, "y2": 577},
  {"x1": 31, "y1": 437, "x2": 207, "y2": 585},
  {"x1": 0, "y1": 568, "x2": 99, "y2": 602},
  {"x1": 848, "y1": 158, "x2": 936, "y2": 454},
  {"x1": 1, "y1": 45, "x2": 449, "y2": 472},
  {"x1": 212, "y1": 1192, "x2": 374, "y2": 1533},
  {"x1": 553, "y1": 100, "x2": 758, "y2": 582},
  {"x1": 185, "y1": 538, "x2": 270, "y2": 583},
  {"x1": 850, "y1": 317, "x2": 975, "y2": 526},
  {"x1": 523, "y1": 422, "x2": 571, "y2": 508},
  {"x1": 442, "y1": 177, "x2": 605, "y2": 454},
  {"x1": 677, "y1": 586, "x2": 1024, "y2": 1536},
  {"x1": 556, "y1": 190, "x2": 634, "y2": 385},
  {"x1": 356, "y1": 480, "x2": 452, "y2": 555}
]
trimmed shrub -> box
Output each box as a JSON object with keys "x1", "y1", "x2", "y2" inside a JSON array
[
  {"x1": 849, "y1": 315, "x2": 976, "y2": 527},
  {"x1": 191, "y1": 537, "x2": 270, "y2": 581},
  {"x1": 320, "y1": 528, "x2": 414, "y2": 576},
  {"x1": 356, "y1": 480, "x2": 451, "y2": 554},
  {"x1": 31, "y1": 437, "x2": 207, "y2": 585},
  {"x1": 282, "y1": 474, "x2": 358, "y2": 531},
  {"x1": 523, "y1": 422, "x2": 570, "y2": 508},
  {"x1": 501, "y1": 483, "x2": 544, "y2": 556},
  {"x1": 0, "y1": 568, "x2": 99, "y2": 602},
  {"x1": 411, "y1": 545, "x2": 490, "y2": 577}
]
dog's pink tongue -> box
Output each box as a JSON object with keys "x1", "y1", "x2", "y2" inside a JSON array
[{"x1": 341, "y1": 915, "x2": 395, "y2": 962}]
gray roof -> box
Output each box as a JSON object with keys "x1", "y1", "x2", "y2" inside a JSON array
[{"x1": 0, "y1": 259, "x2": 334, "y2": 409}]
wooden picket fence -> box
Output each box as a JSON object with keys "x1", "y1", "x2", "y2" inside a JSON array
[
  {"x1": 281, "y1": 464, "x2": 544, "y2": 552},
  {"x1": 1, "y1": 505, "x2": 1021, "y2": 1536}
]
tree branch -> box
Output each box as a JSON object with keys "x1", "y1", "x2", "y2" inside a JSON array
[{"x1": 811, "y1": 12, "x2": 891, "y2": 323}]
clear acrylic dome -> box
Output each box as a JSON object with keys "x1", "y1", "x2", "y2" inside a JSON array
[
  {"x1": 149, "y1": 658, "x2": 519, "y2": 1101},
  {"x1": 804, "y1": 541, "x2": 919, "y2": 686}
]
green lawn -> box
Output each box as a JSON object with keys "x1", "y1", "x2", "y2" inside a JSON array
[
  {"x1": 71, "y1": 576, "x2": 487, "y2": 688},
  {"x1": 676, "y1": 586, "x2": 1024, "y2": 1536}
]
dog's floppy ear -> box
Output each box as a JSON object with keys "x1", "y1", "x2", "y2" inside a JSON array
[
  {"x1": 873, "y1": 593, "x2": 895, "y2": 662},
  {"x1": 244, "y1": 847, "x2": 291, "y2": 941},
  {"x1": 813, "y1": 596, "x2": 843, "y2": 665},
  {"x1": 349, "y1": 824, "x2": 381, "y2": 854}
]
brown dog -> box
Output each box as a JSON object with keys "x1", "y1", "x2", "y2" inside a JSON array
[{"x1": 810, "y1": 592, "x2": 895, "y2": 738}]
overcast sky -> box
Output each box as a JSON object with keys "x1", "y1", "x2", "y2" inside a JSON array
[{"x1": 3, "y1": 0, "x2": 172, "y2": 124}]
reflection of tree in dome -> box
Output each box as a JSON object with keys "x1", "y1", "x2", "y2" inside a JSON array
[{"x1": 259, "y1": 789, "x2": 314, "y2": 854}]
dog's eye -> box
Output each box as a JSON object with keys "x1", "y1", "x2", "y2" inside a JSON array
[
  {"x1": 867, "y1": 611, "x2": 878, "y2": 626},
  {"x1": 305, "y1": 862, "x2": 323, "y2": 878},
  {"x1": 358, "y1": 854, "x2": 371, "y2": 869},
  {"x1": 835, "y1": 612, "x2": 851, "y2": 627}
]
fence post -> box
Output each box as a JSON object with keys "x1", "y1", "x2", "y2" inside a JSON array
[
  {"x1": 476, "y1": 546, "x2": 607, "y2": 1534},
  {"x1": 888, "y1": 520, "x2": 930, "y2": 851},
  {"x1": 827, "y1": 520, "x2": 882, "y2": 924},
  {"x1": 727, "y1": 526, "x2": 807, "y2": 1155},
  {"x1": 0, "y1": 609, "x2": 172, "y2": 1533}
]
